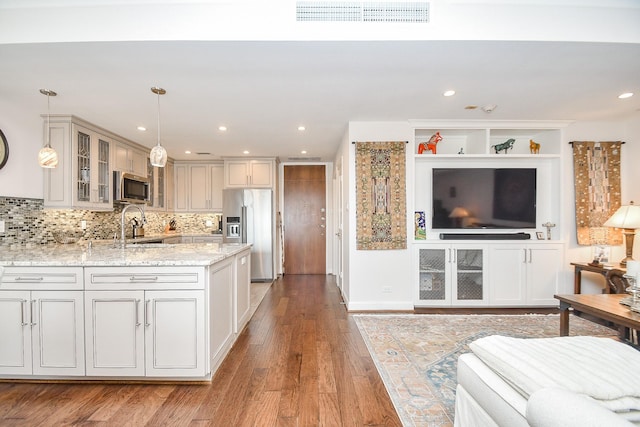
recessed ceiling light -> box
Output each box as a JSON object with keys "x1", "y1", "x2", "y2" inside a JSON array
[
  {"x1": 619, "y1": 92, "x2": 634, "y2": 99},
  {"x1": 443, "y1": 90, "x2": 456, "y2": 97},
  {"x1": 184, "y1": 150, "x2": 191, "y2": 154},
  {"x1": 301, "y1": 150, "x2": 307, "y2": 154},
  {"x1": 298, "y1": 126, "x2": 306, "y2": 131},
  {"x1": 243, "y1": 150, "x2": 250, "y2": 154},
  {"x1": 218, "y1": 126, "x2": 227, "y2": 131},
  {"x1": 137, "y1": 126, "x2": 146, "y2": 131}
]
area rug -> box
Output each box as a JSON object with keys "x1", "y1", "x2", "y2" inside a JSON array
[{"x1": 353, "y1": 314, "x2": 616, "y2": 427}]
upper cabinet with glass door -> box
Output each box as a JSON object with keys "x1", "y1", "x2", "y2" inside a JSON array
[
  {"x1": 43, "y1": 116, "x2": 113, "y2": 211},
  {"x1": 146, "y1": 157, "x2": 167, "y2": 211}
]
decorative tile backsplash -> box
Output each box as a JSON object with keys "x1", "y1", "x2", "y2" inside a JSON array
[{"x1": 0, "y1": 196, "x2": 222, "y2": 247}]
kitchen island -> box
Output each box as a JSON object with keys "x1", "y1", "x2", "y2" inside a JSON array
[{"x1": 0, "y1": 242, "x2": 252, "y2": 382}]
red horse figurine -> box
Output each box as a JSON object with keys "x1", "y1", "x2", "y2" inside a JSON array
[{"x1": 418, "y1": 132, "x2": 442, "y2": 154}]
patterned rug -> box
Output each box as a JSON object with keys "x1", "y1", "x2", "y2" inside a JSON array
[{"x1": 353, "y1": 314, "x2": 616, "y2": 427}]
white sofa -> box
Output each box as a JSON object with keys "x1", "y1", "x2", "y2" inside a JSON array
[{"x1": 454, "y1": 335, "x2": 640, "y2": 427}]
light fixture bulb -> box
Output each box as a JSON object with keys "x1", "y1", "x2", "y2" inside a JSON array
[
  {"x1": 38, "y1": 146, "x2": 58, "y2": 168},
  {"x1": 38, "y1": 89, "x2": 58, "y2": 168},
  {"x1": 150, "y1": 144, "x2": 167, "y2": 167}
]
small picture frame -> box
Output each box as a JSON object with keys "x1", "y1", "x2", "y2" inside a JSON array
[
  {"x1": 592, "y1": 245, "x2": 610, "y2": 264},
  {"x1": 536, "y1": 231, "x2": 545, "y2": 240}
]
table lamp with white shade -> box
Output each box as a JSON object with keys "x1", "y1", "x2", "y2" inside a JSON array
[
  {"x1": 449, "y1": 207, "x2": 470, "y2": 228},
  {"x1": 603, "y1": 201, "x2": 640, "y2": 267}
]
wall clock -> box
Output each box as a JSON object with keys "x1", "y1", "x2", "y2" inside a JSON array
[{"x1": 0, "y1": 129, "x2": 8, "y2": 170}]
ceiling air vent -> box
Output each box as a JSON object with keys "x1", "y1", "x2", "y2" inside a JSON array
[
  {"x1": 287, "y1": 156, "x2": 323, "y2": 161},
  {"x1": 296, "y1": 1, "x2": 429, "y2": 23}
]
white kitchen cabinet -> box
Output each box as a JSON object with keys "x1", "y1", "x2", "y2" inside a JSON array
[
  {"x1": 84, "y1": 289, "x2": 205, "y2": 377},
  {"x1": 84, "y1": 266, "x2": 207, "y2": 378},
  {"x1": 488, "y1": 243, "x2": 563, "y2": 306},
  {"x1": 145, "y1": 290, "x2": 205, "y2": 377},
  {"x1": 0, "y1": 290, "x2": 85, "y2": 376},
  {"x1": 0, "y1": 266, "x2": 85, "y2": 376},
  {"x1": 84, "y1": 290, "x2": 144, "y2": 376},
  {"x1": 165, "y1": 160, "x2": 175, "y2": 210},
  {"x1": 113, "y1": 141, "x2": 147, "y2": 177},
  {"x1": 415, "y1": 243, "x2": 488, "y2": 307},
  {"x1": 234, "y1": 249, "x2": 251, "y2": 334},
  {"x1": 209, "y1": 258, "x2": 235, "y2": 373},
  {"x1": 224, "y1": 159, "x2": 275, "y2": 188},
  {"x1": 174, "y1": 162, "x2": 224, "y2": 212},
  {"x1": 147, "y1": 157, "x2": 167, "y2": 211},
  {"x1": 174, "y1": 163, "x2": 189, "y2": 211},
  {"x1": 43, "y1": 117, "x2": 112, "y2": 210}
]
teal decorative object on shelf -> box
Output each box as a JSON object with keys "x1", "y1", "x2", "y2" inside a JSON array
[{"x1": 491, "y1": 138, "x2": 515, "y2": 154}]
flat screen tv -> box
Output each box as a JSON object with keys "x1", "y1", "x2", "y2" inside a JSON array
[{"x1": 432, "y1": 168, "x2": 537, "y2": 229}]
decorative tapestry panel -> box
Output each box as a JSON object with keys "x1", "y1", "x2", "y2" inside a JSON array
[
  {"x1": 355, "y1": 141, "x2": 407, "y2": 250},
  {"x1": 572, "y1": 141, "x2": 623, "y2": 246}
]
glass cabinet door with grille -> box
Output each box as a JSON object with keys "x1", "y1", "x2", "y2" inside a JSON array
[
  {"x1": 73, "y1": 125, "x2": 112, "y2": 209},
  {"x1": 415, "y1": 244, "x2": 488, "y2": 307}
]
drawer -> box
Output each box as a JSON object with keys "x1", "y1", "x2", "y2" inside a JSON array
[
  {"x1": 85, "y1": 266, "x2": 205, "y2": 290},
  {"x1": 0, "y1": 266, "x2": 84, "y2": 290}
]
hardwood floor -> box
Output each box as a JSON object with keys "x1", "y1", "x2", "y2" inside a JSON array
[{"x1": 0, "y1": 275, "x2": 402, "y2": 426}]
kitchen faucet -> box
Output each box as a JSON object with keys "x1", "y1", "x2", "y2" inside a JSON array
[{"x1": 120, "y1": 203, "x2": 147, "y2": 246}]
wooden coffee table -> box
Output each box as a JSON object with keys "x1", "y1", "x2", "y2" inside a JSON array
[{"x1": 555, "y1": 293, "x2": 640, "y2": 339}]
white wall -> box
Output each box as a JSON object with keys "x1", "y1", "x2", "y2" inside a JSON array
[
  {"x1": 563, "y1": 112, "x2": 640, "y2": 293},
  {"x1": 346, "y1": 121, "x2": 414, "y2": 311},
  {"x1": 0, "y1": 98, "x2": 44, "y2": 199}
]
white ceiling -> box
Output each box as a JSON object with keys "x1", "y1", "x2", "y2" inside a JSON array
[{"x1": 1, "y1": 2, "x2": 639, "y2": 162}]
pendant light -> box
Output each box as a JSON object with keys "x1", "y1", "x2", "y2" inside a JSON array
[
  {"x1": 38, "y1": 89, "x2": 58, "y2": 168},
  {"x1": 149, "y1": 86, "x2": 167, "y2": 167}
]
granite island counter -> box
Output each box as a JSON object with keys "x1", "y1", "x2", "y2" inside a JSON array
[{"x1": 0, "y1": 242, "x2": 252, "y2": 382}]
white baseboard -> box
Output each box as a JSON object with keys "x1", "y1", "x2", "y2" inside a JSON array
[{"x1": 347, "y1": 300, "x2": 414, "y2": 311}]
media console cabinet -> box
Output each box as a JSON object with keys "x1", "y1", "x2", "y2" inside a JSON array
[{"x1": 411, "y1": 120, "x2": 568, "y2": 308}]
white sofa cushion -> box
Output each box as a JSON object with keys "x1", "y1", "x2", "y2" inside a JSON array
[
  {"x1": 527, "y1": 388, "x2": 635, "y2": 427},
  {"x1": 469, "y1": 335, "x2": 640, "y2": 419}
]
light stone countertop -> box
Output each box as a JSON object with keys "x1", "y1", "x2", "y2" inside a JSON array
[{"x1": 0, "y1": 242, "x2": 251, "y2": 267}]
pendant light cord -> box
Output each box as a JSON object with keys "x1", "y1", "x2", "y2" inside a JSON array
[
  {"x1": 46, "y1": 92, "x2": 51, "y2": 148},
  {"x1": 156, "y1": 89, "x2": 161, "y2": 147}
]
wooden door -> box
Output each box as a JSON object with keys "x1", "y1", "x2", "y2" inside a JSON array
[{"x1": 284, "y1": 165, "x2": 326, "y2": 274}]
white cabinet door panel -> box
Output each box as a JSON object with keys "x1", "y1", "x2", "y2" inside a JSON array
[
  {"x1": 145, "y1": 290, "x2": 205, "y2": 377},
  {"x1": 85, "y1": 291, "x2": 144, "y2": 376},
  {"x1": 0, "y1": 291, "x2": 31, "y2": 375},
  {"x1": 32, "y1": 291, "x2": 85, "y2": 376}
]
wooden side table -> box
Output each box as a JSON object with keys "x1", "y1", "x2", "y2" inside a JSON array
[{"x1": 570, "y1": 262, "x2": 625, "y2": 294}]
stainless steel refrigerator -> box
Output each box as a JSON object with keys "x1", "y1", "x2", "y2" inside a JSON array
[{"x1": 222, "y1": 189, "x2": 274, "y2": 282}]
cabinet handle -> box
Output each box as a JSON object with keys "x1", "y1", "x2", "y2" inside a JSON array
[
  {"x1": 135, "y1": 299, "x2": 141, "y2": 326},
  {"x1": 528, "y1": 249, "x2": 533, "y2": 263},
  {"x1": 129, "y1": 276, "x2": 159, "y2": 282},
  {"x1": 21, "y1": 299, "x2": 28, "y2": 326},
  {"x1": 30, "y1": 299, "x2": 37, "y2": 326},
  {"x1": 523, "y1": 249, "x2": 527, "y2": 263},
  {"x1": 14, "y1": 276, "x2": 44, "y2": 281},
  {"x1": 145, "y1": 299, "x2": 151, "y2": 327}
]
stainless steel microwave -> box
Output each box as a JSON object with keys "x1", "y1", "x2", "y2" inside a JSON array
[{"x1": 113, "y1": 171, "x2": 150, "y2": 204}]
